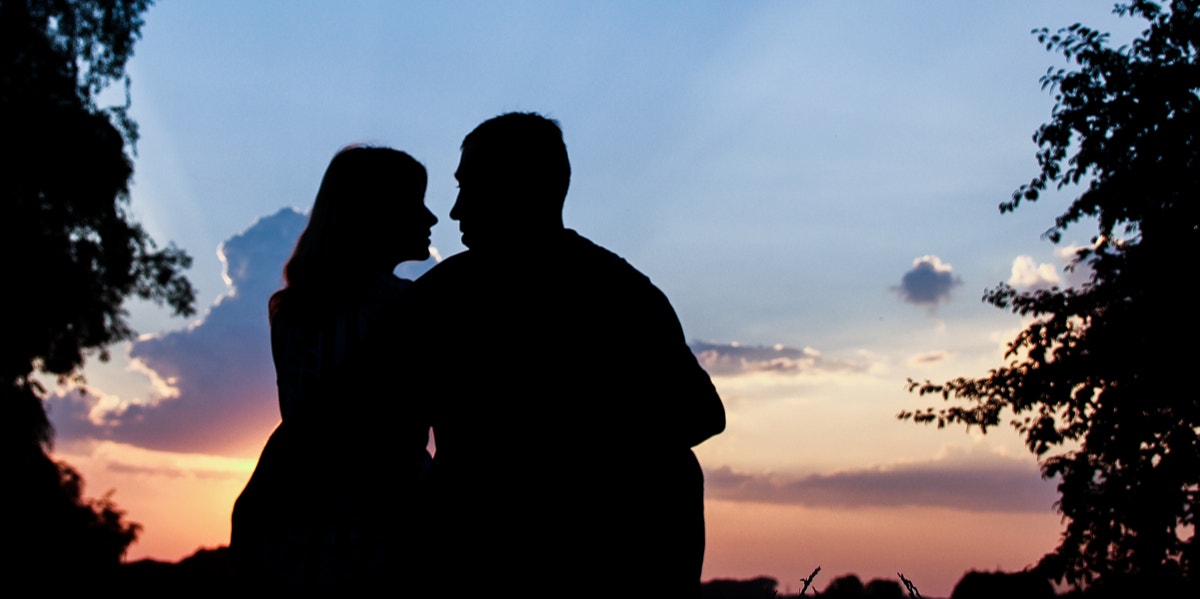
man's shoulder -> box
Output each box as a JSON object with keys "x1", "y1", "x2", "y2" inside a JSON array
[
  {"x1": 407, "y1": 231, "x2": 661, "y2": 298},
  {"x1": 558, "y1": 231, "x2": 681, "y2": 319},
  {"x1": 562, "y1": 230, "x2": 650, "y2": 283}
]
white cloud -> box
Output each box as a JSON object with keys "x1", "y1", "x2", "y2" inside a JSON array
[{"x1": 1007, "y1": 255, "x2": 1060, "y2": 290}]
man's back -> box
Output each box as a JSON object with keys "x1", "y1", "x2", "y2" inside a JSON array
[{"x1": 408, "y1": 229, "x2": 724, "y2": 595}]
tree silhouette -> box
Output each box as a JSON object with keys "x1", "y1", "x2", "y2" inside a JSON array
[
  {"x1": 2, "y1": 0, "x2": 193, "y2": 584},
  {"x1": 821, "y1": 574, "x2": 864, "y2": 597},
  {"x1": 902, "y1": 1, "x2": 1197, "y2": 592},
  {"x1": 949, "y1": 570, "x2": 1055, "y2": 599},
  {"x1": 700, "y1": 576, "x2": 781, "y2": 599}
]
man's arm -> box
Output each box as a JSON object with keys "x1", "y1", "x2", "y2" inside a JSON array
[{"x1": 629, "y1": 281, "x2": 725, "y2": 448}]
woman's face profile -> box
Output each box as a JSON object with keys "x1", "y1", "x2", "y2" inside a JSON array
[{"x1": 383, "y1": 180, "x2": 437, "y2": 266}]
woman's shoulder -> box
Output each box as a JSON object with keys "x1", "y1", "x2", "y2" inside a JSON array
[
  {"x1": 271, "y1": 274, "x2": 410, "y2": 315},
  {"x1": 370, "y1": 272, "x2": 411, "y2": 300}
]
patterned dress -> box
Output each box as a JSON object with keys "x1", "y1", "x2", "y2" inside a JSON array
[{"x1": 231, "y1": 274, "x2": 429, "y2": 589}]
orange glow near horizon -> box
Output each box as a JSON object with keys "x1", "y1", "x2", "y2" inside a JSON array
[
  {"x1": 56, "y1": 441, "x2": 255, "y2": 562},
  {"x1": 702, "y1": 499, "x2": 1061, "y2": 596},
  {"x1": 57, "y1": 440, "x2": 1061, "y2": 597}
]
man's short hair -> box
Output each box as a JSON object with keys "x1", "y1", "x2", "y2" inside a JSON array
[{"x1": 462, "y1": 112, "x2": 571, "y2": 207}]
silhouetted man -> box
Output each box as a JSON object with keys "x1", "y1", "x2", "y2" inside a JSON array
[{"x1": 407, "y1": 113, "x2": 725, "y2": 597}]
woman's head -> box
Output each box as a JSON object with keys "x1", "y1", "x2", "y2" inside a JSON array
[{"x1": 282, "y1": 146, "x2": 435, "y2": 291}]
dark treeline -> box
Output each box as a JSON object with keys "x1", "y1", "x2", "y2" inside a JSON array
[
  {"x1": 3, "y1": 0, "x2": 193, "y2": 589},
  {"x1": 110, "y1": 547, "x2": 1188, "y2": 599}
]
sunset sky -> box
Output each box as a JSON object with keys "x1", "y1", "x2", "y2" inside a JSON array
[{"x1": 45, "y1": 2, "x2": 1150, "y2": 595}]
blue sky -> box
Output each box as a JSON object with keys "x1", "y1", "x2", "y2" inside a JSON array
[
  {"x1": 123, "y1": 1, "x2": 1138, "y2": 334},
  {"x1": 49, "y1": 2, "x2": 1152, "y2": 594}
]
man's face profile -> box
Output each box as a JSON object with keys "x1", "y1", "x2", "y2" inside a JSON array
[
  {"x1": 451, "y1": 140, "x2": 519, "y2": 250},
  {"x1": 450, "y1": 141, "x2": 486, "y2": 248}
]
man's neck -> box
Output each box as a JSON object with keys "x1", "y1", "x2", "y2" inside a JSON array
[{"x1": 470, "y1": 223, "x2": 567, "y2": 255}]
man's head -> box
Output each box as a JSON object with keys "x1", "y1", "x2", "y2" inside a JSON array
[{"x1": 451, "y1": 112, "x2": 571, "y2": 249}]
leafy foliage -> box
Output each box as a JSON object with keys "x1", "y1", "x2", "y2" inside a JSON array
[
  {"x1": 2, "y1": 0, "x2": 194, "y2": 422},
  {"x1": 2, "y1": 0, "x2": 193, "y2": 581},
  {"x1": 901, "y1": 1, "x2": 1198, "y2": 590}
]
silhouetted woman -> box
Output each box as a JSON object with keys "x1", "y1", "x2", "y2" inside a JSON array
[{"x1": 231, "y1": 146, "x2": 436, "y2": 589}]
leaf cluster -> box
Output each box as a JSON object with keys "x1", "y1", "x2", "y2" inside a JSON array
[
  {"x1": 2, "y1": 0, "x2": 194, "y2": 395},
  {"x1": 5, "y1": 0, "x2": 152, "y2": 140},
  {"x1": 1005, "y1": 0, "x2": 1200, "y2": 248},
  {"x1": 3, "y1": 0, "x2": 175, "y2": 580},
  {"x1": 901, "y1": 1, "x2": 1199, "y2": 589},
  {"x1": 6, "y1": 380, "x2": 142, "y2": 581}
]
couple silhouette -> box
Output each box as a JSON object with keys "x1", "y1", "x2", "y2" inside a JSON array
[{"x1": 231, "y1": 112, "x2": 726, "y2": 597}]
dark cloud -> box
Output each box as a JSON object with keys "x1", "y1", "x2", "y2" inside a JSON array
[
  {"x1": 48, "y1": 208, "x2": 437, "y2": 456},
  {"x1": 894, "y1": 255, "x2": 961, "y2": 307},
  {"x1": 908, "y1": 350, "x2": 950, "y2": 366},
  {"x1": 690, "y1": 341, "x2": 869, "y2": 377},
  {"x1": 706, "y1": 448, "x2": 1056, "y2": 513}
]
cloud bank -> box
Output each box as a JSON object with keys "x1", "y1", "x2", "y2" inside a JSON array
[
  {"x1": 895, "y1": 255, "x2": 961, "y2": 307},
  {"x1": 706, "y1": 446, "x2": 1056, "y2": 513},
  {"x1": 690, "y1": 341, "x2": 870, "y2": 377}
]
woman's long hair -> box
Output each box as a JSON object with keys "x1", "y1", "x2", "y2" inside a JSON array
[{"x1": 270, "y1": 146, "x2": 427, "y2": 319}]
